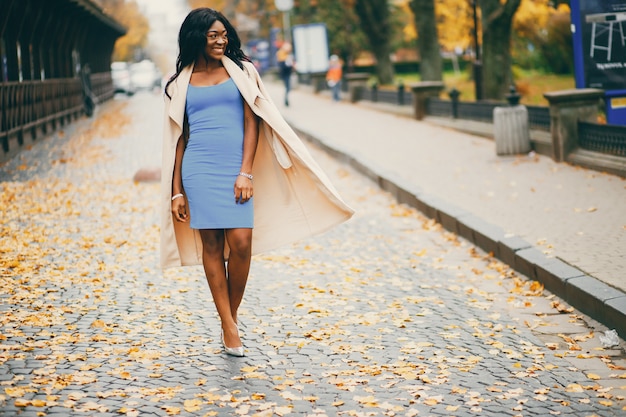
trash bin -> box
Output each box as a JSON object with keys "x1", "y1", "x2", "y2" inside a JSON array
[
  {"x1": 344, "y1": 73, "x2": 370, "y2": 103},
  {"x1": 494, "y1": 104, "x2": 531, "y2": 155},
  {"x1": 310, "y1": 73, "x2": 327, "y2": 94}
]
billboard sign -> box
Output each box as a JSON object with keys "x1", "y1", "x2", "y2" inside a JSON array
[
  {"x1": 573, "y1": 0, "x2": 626, "y2": 90},
  {"x1": 292, "y1": 23, "x2": 329, "y2": 74}
]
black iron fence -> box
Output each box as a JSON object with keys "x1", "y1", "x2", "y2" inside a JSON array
[
  {"x1": 527, "y1": 105, "x2": 552, "y2": 131},
  {"x1": 578, "y1": 121, "x2": 626, "y2": 157},
  {"x1": 424, "y1": 97, "x2": 551, "y2": 131},
  {"x1": 0, "y1": 74, "x2": 114, "y2": 153},
  {"x1": 363, "y1": 84, "x2": 411, "y2": 106},
  {"x1": 307, "y1": 76, "x2": 624, "y2": 165},
  {"x1": 351, "y1": 82, "x2": 552, "y2": 131}
]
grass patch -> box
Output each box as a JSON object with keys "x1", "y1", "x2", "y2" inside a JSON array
[{"x1": 384, "y1": 70, "x2": 575, "y2": 106}]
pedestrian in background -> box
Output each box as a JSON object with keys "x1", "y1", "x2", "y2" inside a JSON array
[
  {"x1": 161, "y1": 8, "x2": 354, "y2": 358},
  {"x1": 326, "y1": 55, "x2": 343, "y2": 102},
  {"x1": 79, "y1": 63, "x2": 96, "y2": 116},
  {"x1": 276, "y1": 42, "x2": 294, "y2": 106}
]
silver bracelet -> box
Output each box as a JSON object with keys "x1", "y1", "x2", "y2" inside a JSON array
[
  {"x1": 171, "y1": 193, "x2": 184, "y2": 201},
  {"x1": 239, "y1": 172, "x2": 253, "y2": 180}
]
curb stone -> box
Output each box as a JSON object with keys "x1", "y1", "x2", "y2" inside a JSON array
[{"x1": 291, "y1": 123, "x2": 626, "y2": 340}]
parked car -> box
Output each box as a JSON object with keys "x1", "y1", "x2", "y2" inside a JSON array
[
  {"x1": 130, "y1": 60, "x2": 162, "y2": 91},
  {"x1": 111, "y1": 61, "x2": 135, "y2": 96}
]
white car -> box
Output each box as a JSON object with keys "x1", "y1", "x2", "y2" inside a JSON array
[
  {"x1": 130, "y1": 60, "x2": 161, "y2": 91},
  {"x1": 111, "y1": 62, "x2": 136, "y2": 95}
]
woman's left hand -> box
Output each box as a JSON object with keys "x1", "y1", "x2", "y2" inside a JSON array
[{"x1": 234, "y1": 176, "x2": 253, "y2": 204}]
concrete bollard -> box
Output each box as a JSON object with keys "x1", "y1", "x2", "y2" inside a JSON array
[
  {"x1": 409, "y1": 81, "x2": 445, "y2": 120},
  {"x1": 543, "y1": 89, "x2": 605, "y2": 162},
  {"x1": 493, "y1": 105, "x2": 531, "y2": 155}
]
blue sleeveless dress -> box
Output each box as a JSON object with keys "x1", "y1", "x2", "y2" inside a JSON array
[{"x1": 181, "y1": 78, "x2": 253, "y2": 229}]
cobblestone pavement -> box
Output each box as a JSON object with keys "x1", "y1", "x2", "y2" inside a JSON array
[{"x1": 1, "y1": 92, "x2": 625, "y2": 416}]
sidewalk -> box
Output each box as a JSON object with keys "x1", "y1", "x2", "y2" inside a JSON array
[{"x1": 265, "y1": 80, "x2": 626, "y2": 337}]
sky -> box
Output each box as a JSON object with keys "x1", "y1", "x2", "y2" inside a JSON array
[
  {"x1": 131, "y1": 0, "x2": 191, "y2": 71},
  {"x1": 134, "y1": 0, "x2": 188, "y2": 26}
]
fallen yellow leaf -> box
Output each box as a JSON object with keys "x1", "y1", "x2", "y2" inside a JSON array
[
  {"x1": 183, "y1": 399, "x2": 202, "y2": 412},
  {"x1": 162, "y1": 406, "x2": 181, "y2": 415},
  {"x1": 566, "y1": 384, "x2": 584, "y2": 393}
]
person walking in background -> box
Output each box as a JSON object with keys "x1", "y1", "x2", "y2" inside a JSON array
[
  {"x1": 326, "y1": 55, "x2": 343, "y2": 102},
  {"x1": 79, "y1": 63, "x2": 96, "y2": 116},
  {"x1": 276, "y1": 42, "x2": 294, "y2": 106},
  {"x1": 161, "y1": 8, "x2": 354, "y2": 358}
]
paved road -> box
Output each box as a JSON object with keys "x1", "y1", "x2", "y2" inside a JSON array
[
  {"x1": 267, "y1": 81, "x2": 626, "y2": 294},
  {"x1": 265, "y1": 80, "x2": 626, "y2": 340},
  {"x1": 0, "y1": 91, "x2": 624, "y2": 416}
]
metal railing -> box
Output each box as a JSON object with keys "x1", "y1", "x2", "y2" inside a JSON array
[
  {"x1": 308, "y1": 76, "x2": 623, "y2": 163},
  {"x1": 365, "y1": 84, "x2": 411, "y2": 106},
  {"x1": 578, "y1": 121, "x2": 626, "y2": 157},
  {"x1": 90, "y1": 72, "x2": 115, "y2": 103},
  {"x1": 527, "y1": 105, "x2": 552, "y2": 131},
  {"x1": 0, "y1": 73, "x2": 114, "y2": 154},
  {"x1": 354, "y1": 83, "x2": 552, "y2": 131}
]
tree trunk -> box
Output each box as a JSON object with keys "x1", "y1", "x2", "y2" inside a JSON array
[
  {"x1": 355, "y1": 0, "x2": 395, "y2": 84},
  {"x1": 409, "y1": 0, "x2": 442, "y2": 82},
  {"x1": 371, "y1": 41, "x2": 395, "y2": 85},
  {"x1": 478, "y1": 0, "x2": 521, "y2": 100}
]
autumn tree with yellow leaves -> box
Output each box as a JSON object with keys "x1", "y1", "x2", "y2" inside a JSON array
[
  {"x1": 176, "y1": 0, "x2": 572, "y2": 97},
  {"x1": 95, "y1": 0, "x2": 150, "y2": 62},
  {"x1": 187, "y1": 0, "x2": 238, "y2": 21},
  {"x1": 513, "y1": 1, "x2": 573, "y2": 74},
  {"x1": 186, "y1": 0, "x2": 284, "y2": 43},
  {"x1": 184, "y1": 0, "x2": 373, "y2": 78},
  {"x1": 478, "y1": 0, "x2": 573, "y2": 98}
]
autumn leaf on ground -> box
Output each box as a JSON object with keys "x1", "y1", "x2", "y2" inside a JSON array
[
  {"x1": 551, "y1": 300, "x2": 574, "y2": 313},
  {"x1": 183, "y1": 399, "x2": 203, "y2": 412}
]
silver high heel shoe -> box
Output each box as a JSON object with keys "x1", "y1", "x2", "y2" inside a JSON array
[{"x1": 221, "y1": 327, "x2": 244, "y2": 357}]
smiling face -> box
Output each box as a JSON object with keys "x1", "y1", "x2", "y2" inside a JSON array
[{"x1": 205, "y1": 20, "x2": 228, "y2": 62}]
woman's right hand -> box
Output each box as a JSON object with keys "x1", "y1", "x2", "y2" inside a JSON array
[{"x1": 172, "y1": 196, "x2": 189, "y2": 223}]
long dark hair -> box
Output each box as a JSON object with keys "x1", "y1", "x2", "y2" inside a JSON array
[{"x1": 165, "y1": 8, "x2": 250, "y2": 98}]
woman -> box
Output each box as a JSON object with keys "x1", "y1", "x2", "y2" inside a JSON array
[{"x1": 161, "y1": 8, "x2": 354, "y2": 357}]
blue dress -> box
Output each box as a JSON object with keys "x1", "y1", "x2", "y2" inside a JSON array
[{"x1": 181, "y1": 78, "x2": 253, "y2": 229}]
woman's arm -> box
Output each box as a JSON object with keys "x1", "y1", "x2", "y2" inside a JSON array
[
  {"x1": 234, "y1": 101, "x2": 259, "y2": 204},
  {"x1": 171, "y1": 133, "x2": 188, "y2": 222}
]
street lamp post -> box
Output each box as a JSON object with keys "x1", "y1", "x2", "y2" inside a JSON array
[
  {"x1": 472, "y1": 0, "x2": 483, "y2": 101},
  {"x1": 275, "y1": 0, "x2": 293, "y2": 43}
]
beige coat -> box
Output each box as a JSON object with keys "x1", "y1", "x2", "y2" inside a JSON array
[{"x1": 160, "y1": 57, "x2": 354, "y2": 269}]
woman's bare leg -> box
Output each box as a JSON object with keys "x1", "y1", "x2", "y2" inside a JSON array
[
  {"x1": 225, "y1": 228, "x2": 253, "y2": 325},
  {"x1": 199, "y1": 229, "x2": 240, "y2": 348}
]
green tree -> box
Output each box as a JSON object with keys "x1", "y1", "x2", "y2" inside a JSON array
[
  {"x1": 308, "y1": 0, "x2": 367, "y2": 69},
  {"x1": 409, "y1": 0, "x2": 442, "y2": 81},
  {"x1": 512, "y1": 2, "x2": 572, "y2": 74},
  {"x1": 478, "y1": 0, "x2": 521, "y2": 99},
  {"x1": 538, "y1": 6, "x2": 572, "y2": 74},
  {"x1": 354, "y1": 0, "x2": 395, "y2": 84}
]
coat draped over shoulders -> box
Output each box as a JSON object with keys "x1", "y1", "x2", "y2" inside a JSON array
[{"x1": 160, "y1": 57, "x2": 354, "y2": 269}]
